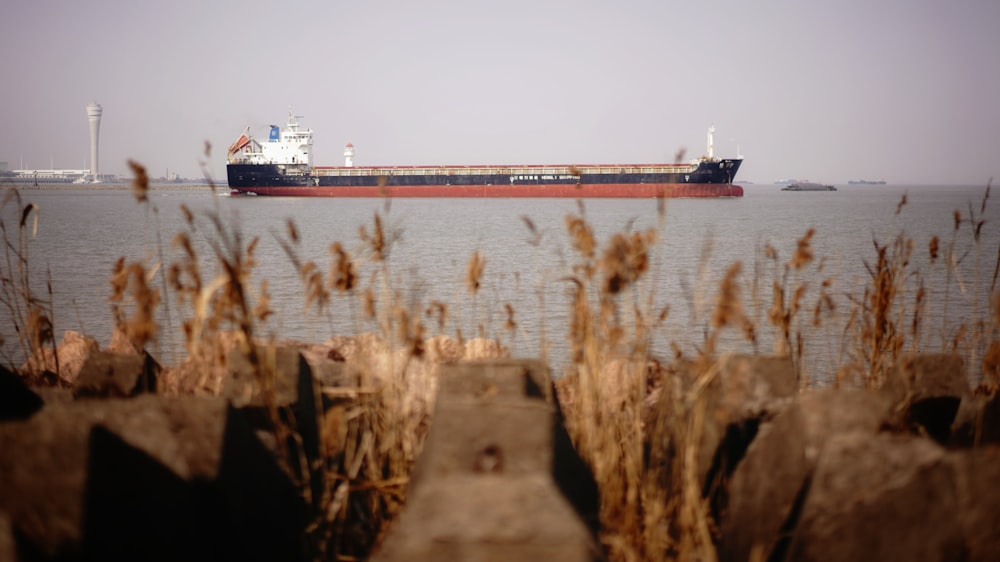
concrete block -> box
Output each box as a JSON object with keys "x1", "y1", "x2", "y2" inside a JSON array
[
  {"x1": 225, "y1": 344, "x2": 323, "y2": 511},
  {"x1": 883, "y1": 354, "x2": 967, "y2": 443},
  {"x1": 947, "y1": 446, "x2": 1000, "y2": 561},
  {"x1": 786, "y1": 432, "x2": 963, "y2": 562},
  {"x1": 651, "y1": 354, "x2": 798, "y2": 498},
  {"x1": 720, "y1": 389, "x2": 894, "y2": 561},
  {"x1": 0, "y1": 365, "x2": 42, "y2": 421},
  {"x1": 0, "y1": 396, "x2": 306, "y2": 560},
  {"x1": 951, "y1": 392, "x2": 1000, "y2": 447},
  {"x1": 372, "y1": 359, "x2": 599, "y2": 561},
  {"x1": 73, "y1": 350, "x2": 159, "y2": 398},
  {"x1": 0, "y1": 511, "x2": 16, "y2": 562}
]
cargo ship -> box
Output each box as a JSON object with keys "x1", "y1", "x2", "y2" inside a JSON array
[{"x1": 226, "y1": 111, "x2": 744, "y2": 198}]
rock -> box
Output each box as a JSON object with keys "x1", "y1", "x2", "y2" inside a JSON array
[
  {"x1": 946, "y1": 446, "x2": 1000, "y2": 561},
  {"x1": 72, "y1": 350, "x2": 160, "y2": 398},
  {"x1": 785, "y1": 432, "x2": 964, "y2": 562},
  {"x1": 0, "y1": 364, "x2": 43, "y2": 421},
  {"x1": 371, "y1": 359, "x2": 599, "y2": 561},
  {"x1": 883, "y1": 354, "x2": 968, "y2": 443},
  {"x1": 106, "y1": 327, "x2": 142, "y2": 355},
  {"x1": 719, "y1": 389, "x2": 893, "y2": 561},
  {"x1": 19, "y1": 330, "x2": 99, "y2": 386}
]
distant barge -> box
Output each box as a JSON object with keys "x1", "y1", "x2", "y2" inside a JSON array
[
  {"x1": 226, "y1": 112, "x2": 744, "y2": 198},
  {"x1": 782, "y1": 182, "x2": 837, "y2": 192}
]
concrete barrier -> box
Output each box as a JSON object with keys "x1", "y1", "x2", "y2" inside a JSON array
[
  {"x1": 882, "y1": 354, "x2": 967, "y2": 443},
  {"x1": 719, "y1": 389, "x2": 894, "y2": 561},
  {"x1": 225, "y1": 343, "x2": 326, "y2": 512},
  {"x1": 371, "y1": 359, "x2": 600, "y2": 561},
  {"x1": 0, "y1": 395, "x2": 307, "y2": 561},
  {"x1": 73, "y1": 350, "x2": 160, "y2": 398},
  {"x1": 0, "y1": 364, "x2": 43, "y2": 421}
]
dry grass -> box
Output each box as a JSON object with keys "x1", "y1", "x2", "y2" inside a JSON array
[
  {"x1": 2, "y1": 173, "x2": 998, "y2": 561},
  {"x1": 0, "y1": 191, "x2": 57, "y2": 377}
]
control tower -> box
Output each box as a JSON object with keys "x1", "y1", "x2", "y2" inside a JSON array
[{"x1": 86, "y1": 102, "x2": 102, "y2": 181}]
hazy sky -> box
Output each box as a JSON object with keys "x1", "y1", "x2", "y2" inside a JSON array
[{"x1": 2, "y1": 0, "x2": 998, "y2": 184}]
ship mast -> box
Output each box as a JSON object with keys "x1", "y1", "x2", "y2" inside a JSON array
[{"x1": 707, "y1": 125, "x2": 716, "y2": 160}]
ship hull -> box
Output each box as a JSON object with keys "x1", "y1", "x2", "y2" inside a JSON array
[
  {"x1": 228, "y1": 182, "x2": 743, "y2": 198},
  {"x1": 227, "y1": 160, "x2": 744, "y2": 198}
]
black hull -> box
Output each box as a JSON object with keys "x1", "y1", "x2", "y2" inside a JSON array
[{"x1": 227, "y1": 159, "x2": 742, "y2": 189}]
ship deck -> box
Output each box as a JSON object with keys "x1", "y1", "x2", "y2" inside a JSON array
[{"x1": 311, "y1": 162, "x2": 700, "y2": 178}]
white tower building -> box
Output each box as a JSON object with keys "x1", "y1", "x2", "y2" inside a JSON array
[
  {"x1": 86, "y1": 102, "x2": 102, "y2": 181},
  {"x1": 344, "y1": 142, "x2": 355, "y2": 167}
]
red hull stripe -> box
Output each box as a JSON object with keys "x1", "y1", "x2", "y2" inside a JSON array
[{"x1": 231, "y1": 183, "x2": 744, "y2": 198}]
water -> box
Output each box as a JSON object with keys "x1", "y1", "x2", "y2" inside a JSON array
[{"x1": 2, "y1": 183, "x2": 996, "y2": 384}]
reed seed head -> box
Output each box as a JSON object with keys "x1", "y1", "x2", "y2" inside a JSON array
[
  {"x1": 180, "y1": 204, "x2": 194, "y2": 227},
  {"x1": 127, "y1": 160, "x2": 149, "y2": 203},
  {"x1": 712, "y1": 261, "x2": 746, "y2": 329},
  {"x1": 791, "y1": 228, "x2": 815, "y2": 269},
  {"x1": 425, "y1": 301, "x2": 448, "y2": 331},
  {"x1": 253, "y1": 279, "x2": 273, "y2": 322},
  {"x1": 359, "y1": 213, "x2": 387, "y2": 261},
  {"x1": 565, "y1": 215, "x2": 596, "y2": 259},
  {"x1": 465, "y1": 251, "x2": 486, "y2": 294},
  {"x1": 286, "y1": 219, "x2": 300, "y2": 244},
  {"x1": 329, "y1": 242, "x2": 357, "y2": 293},
  {"x1": 363, "y1": 287, "x2": 376, "y2": 319}
]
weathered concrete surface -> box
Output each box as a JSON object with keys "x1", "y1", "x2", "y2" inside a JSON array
[
  {"x1": 651, "y1": 354, "x2": 798, "y2": 497},
  {"x1": 946, "y1": 446, "x2": 1000, "y2": 561},
  {"x1": 719, "y1": 389, "x2": 894, "y2": 561},
  {"x1": 0, "y1": 395, "x2": 306, "y2": 561},
  {"x1": 371, "y1": 360, "x2": 600, "y2": 561},
  {"x1": 72, "y1": 350, "x2": 160, "y2": 398},
  {"x1": 882, "y1": 354, "x2": 967, "y2": 443},
  {"x1": 785, "y1": 432, "x2": 964, "y2": 562},
  {"x1": 225, "y1": 344, "x2": 324, "y2": 512},
  {"x1": 950, "y1": 391, "x2": 1000, "y2": 447},
  {"x1": 0, "y1": 364, "x2": 43, "y2": 422},
  {"x1": 0, "y1": 511, "x2": 17, "y2": 562}
]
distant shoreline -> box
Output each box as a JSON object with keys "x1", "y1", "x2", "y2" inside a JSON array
[{"x1": 1, "y1": 183, "x2": 222, "y2": 191}]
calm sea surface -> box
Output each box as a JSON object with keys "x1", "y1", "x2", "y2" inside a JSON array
[{"x1": 2, "y1": 183, "x2": 996, "y2": 384}]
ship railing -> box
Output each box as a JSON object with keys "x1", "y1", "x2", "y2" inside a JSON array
[{"x1": 311, "y1": 163, "x2": 698, "y2": 177}]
